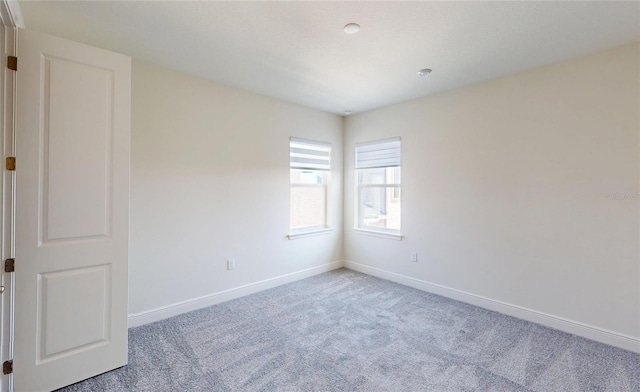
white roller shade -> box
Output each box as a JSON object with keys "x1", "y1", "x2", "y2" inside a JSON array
[
  {"x1": 290, "y1": 137, "x2": 331, "y2": 171},
  {"x1": 355, "y1": 137, "x2": 401, "y2": 169}
]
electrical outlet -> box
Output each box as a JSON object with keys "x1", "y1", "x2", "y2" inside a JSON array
[
  {"x1": 227, "y1": 259, "x2": 236, "y2": 270},
  {"x1": 410, "y1": 252, "x2": 418, "y2": 262}
]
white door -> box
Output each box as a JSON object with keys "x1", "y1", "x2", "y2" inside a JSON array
[{"x1": 13, "y1": 28, "x2": 130, "y2": 392}]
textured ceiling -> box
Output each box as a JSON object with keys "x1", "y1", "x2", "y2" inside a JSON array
[{"x1": 18, "y1": 1, "x2": 640, "y2": 115}]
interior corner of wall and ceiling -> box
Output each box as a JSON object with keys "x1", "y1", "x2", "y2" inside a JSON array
[{"x1": 16, "y1": 1, "x2": 640, "y2": 115}]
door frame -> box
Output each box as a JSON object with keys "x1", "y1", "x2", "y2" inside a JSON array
[
  {"x1": 0, "y1": 2, "x2": 23, "y2": 391},
  {"x1": 0, "y1": 24, "x2": 16, "y2": 392}
]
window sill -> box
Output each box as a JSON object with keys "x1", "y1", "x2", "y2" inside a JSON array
[
  {"x1": 353, "y1": 228, "x2": 403, "y2": 241},
  {"x1": 287, "y1": 228, "x2": 333, "y2": 240}
]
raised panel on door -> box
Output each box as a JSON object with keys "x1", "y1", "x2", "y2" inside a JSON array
[
  {"x1": 37, "y1": 265, "x2": 111, "y2": 363},
  {"x1": 14, "y1": 28, "x2": 130, "y2": 392},
  {"x1": 43, "y1": 56, "x2": 113, "y2": 244}
]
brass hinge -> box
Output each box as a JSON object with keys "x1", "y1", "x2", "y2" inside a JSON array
[
  {"x1": 4, "y1": 258, "x2": 14, "y2": 273},
  {"x1": 7, "y1": 56, "x2": 16, "y2": 71},
  {"x1": 5, "y1": 157, "x2": 15, "y2": 171},
  {"x1": 2, "y1": 360, "x2": 12, "y2": 375}
]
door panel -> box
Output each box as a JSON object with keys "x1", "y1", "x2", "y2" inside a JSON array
[
  {"x1": 38, "y1": 264, "x2": 110, "y2": 362},
  {"x1": 44, "y1": 56, "x2": 113, "y2": 243},
  {"x1": 14, "y1": 28, "x2": 130, "y2": 392}
]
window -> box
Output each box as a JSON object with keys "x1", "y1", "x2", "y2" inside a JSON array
[
  {"x1": 355, "y1": 137, "x2": 401, "y2": 235},
  {"x1": 289, "y1": 138, "x2": 331, "y2": 235}
]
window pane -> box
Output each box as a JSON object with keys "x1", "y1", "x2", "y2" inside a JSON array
[
  {"x1": 359, "y1": 167, "x2": 400, "y2": 185},
  {"x1": 359, "y1": 186, "x2": 400, "y2": 231},
  {"x1": 290, "y1": 169, "x2": 326, "y2": 185},
  {"x1": 290, "y1": 186, "x2": 325, "y2": 229},
  {"x1": 359, "y1": 167, "x2": 386, "y2": 185},
  {"x1": 388, "y1": 167, "x2": 401, "y2": 184}
]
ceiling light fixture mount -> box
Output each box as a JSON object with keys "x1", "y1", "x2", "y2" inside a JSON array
[
  {"x1": 418, "y1": 68, "x2": 432, "y2": 76},
  {"x1": 343, "y1": 23, "x2": 360, "y2": 34},
  {"x1": 344, "y1": 110, "x2": 352, "y2": 115}
]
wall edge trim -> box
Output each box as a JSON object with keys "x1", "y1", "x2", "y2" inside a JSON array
[
  {"x1": 344, "y1": 260, "x2": 640, "y2": 353},
  {"x1": 128, "y1": 260, "x2": 344, "y2": 328}
]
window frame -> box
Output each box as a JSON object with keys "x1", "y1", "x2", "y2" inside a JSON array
[
  {"x1": 354, "y1": 138, "x2": 402, "y2": 239},
  {"x1": 288, "y1": 138, "x2": 332, "y2": 239},
  {"x1": 289, "y1": 169, "x2": 328, "y2": 234}
]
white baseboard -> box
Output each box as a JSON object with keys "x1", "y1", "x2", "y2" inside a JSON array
[
  {"x1": 128, "y1": 261, "x2": 344, "y2": 328},
  {"x1": 344, "y1": 260, "x2": 640, "y2": 353}
]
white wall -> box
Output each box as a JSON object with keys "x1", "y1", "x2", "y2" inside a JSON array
[
  {"x1": 129, "y1": 44, "x2": 639, "y2": 349},
  {"x1": 344, "y1": 44, "x2": 640, "y2": 341},
  {"x1": 130, "y1": 61, "x2": 343, "y2": 315}
]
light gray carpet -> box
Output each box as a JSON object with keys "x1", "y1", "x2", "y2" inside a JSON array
[{"x1": 58, "y1": 269, "x2": 639, "y2": 391}]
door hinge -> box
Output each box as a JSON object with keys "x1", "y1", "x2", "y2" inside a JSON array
[
  {"x1": 2, "y1": 360, "x2": 12, "y2": 375},
  {"x1": 5, "y1": 157, "x2": 15, "y2": 171},
  {"x1": 4, "y1": 258, "x2": 14, "y2": 273},
  {"x1": 6, "y1": 56, "x2": 16, "y2": 71}
]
